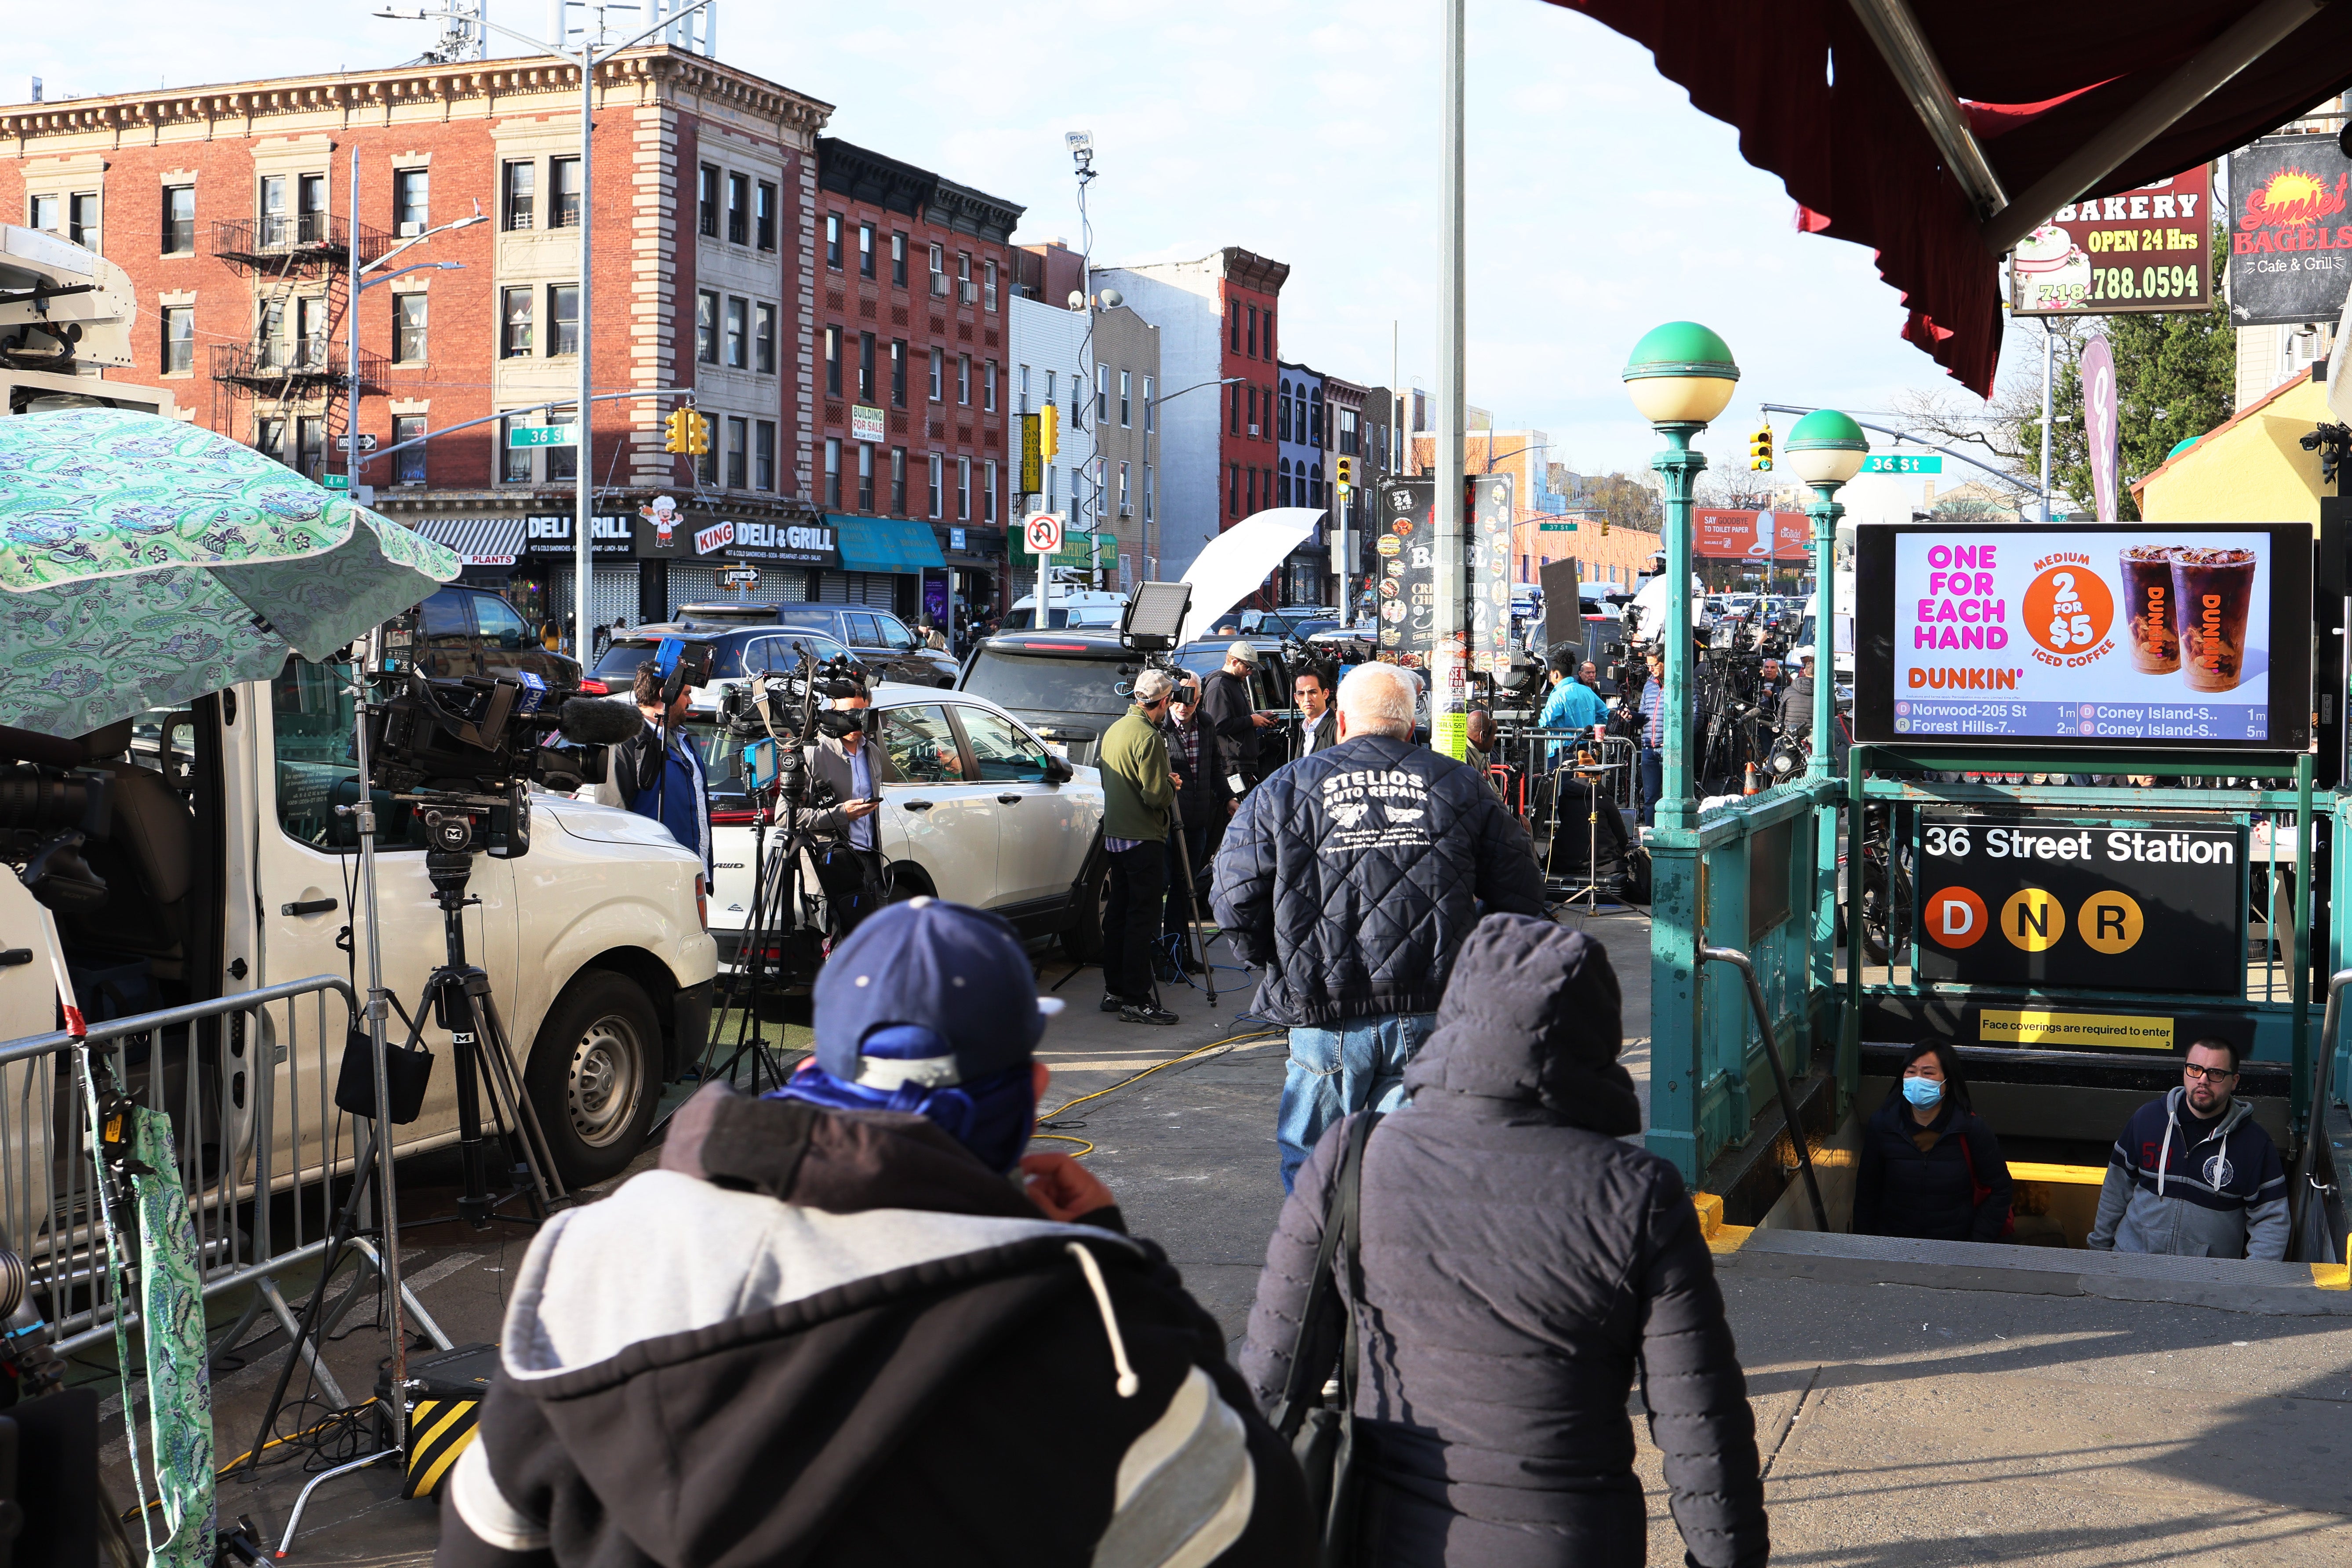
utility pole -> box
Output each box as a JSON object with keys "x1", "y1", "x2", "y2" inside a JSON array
[
  {"x1": 1432, "y1": 0, "x2": 1469, "y2": 760},
  {"x1": 2039, "y1": 321, "x2": 2056, "y2": 522}
]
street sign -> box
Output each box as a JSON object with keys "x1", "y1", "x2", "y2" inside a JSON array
[
  {"x1": 1024, "y1": 512, "x2": 1065, "y2": 556},
  {"x1": 1537, "y1": 520, "x2": 1578, "y2": 531},
  {"x1": 851, "y1": 404, "x2": 886, "y2": 444},
  {"x1": 354, "y1": 432, "x2": 378, "y2": 452},
  {"x1": 508, "y1": 424, "x2": 578, "y2": 449},
  {"x1": 321, "y1": 474, "x2": 349, "y2": 491},
  {"x1": 1860, "y1": 453, "x2": 1942, "y2": 474},
  {"x1": 720, "y1": 567, "x2": 760, "y2": 587},
  {"x1": 1019, "y1": 414, "x2": 1043, "y2": 493}
]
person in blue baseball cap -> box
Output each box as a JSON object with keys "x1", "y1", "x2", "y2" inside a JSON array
[{"x1": 440, "y1": 897, "x2": 1311, "y2": 1568}]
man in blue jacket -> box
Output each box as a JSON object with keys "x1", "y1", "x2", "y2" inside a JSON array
[
  {"x1": 611, "y1": 662, "x2": 710, "y2": 877},
  {"x1": 2088, "y1": 1038, "x2": 2288, "y2": 1260},
  {"x1": 1211, "y1": 661, "x2": 1545, "y2": 1192}
]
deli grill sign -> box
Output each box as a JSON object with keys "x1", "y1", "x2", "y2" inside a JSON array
[
  {"x1": 524, "y1": 514, "x2": 634, "y2": 557},
  {"x1": 728, "y1": 519, "x2": 838, "y2": 566},
  {"x1": 1915, "y1": 813, "x2": 2243, "y2": 998}
]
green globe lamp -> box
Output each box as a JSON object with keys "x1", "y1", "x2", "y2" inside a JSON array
[
  {"x1": 1621, "y1": 320, "x2": 1740, "y2": 427},
  {"x1": 1784, "y1": 407, "x2": 1869, "y2": 488},
  {"x1": 1784, "y1": 408, "x2": 1866, "y2": 781}
]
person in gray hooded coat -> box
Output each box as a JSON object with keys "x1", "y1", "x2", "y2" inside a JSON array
[{"x1": 1240, "y1": 913, "x2": 1767, "y2": 1568}]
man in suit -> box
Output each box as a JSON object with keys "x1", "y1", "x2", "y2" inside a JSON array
[
  {"x1": 794, "y1": 684, "x2": 891, "y2": 937},
  {"x1": 1291, "y1": 663, "x2": 1337, "y2": 760}
]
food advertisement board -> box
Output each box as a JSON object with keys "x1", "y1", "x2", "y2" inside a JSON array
[
  {"x1": 2225, "y1": 134, "x2": 2352, "y2": 328},
  {"x1": 1371, "y1": 474, "x2": 1513, "y2": 673},
  {"x1": 1853, "y1": 523, "x2": 2311, "y2": 750},
  {"x1": 2009, "y1": 165, "x2": 2214, "y2": 316}
]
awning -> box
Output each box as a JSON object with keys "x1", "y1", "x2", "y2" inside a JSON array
[
  {"x1": 407, "y1": 516, "x2": 526, "y2": 567},
  {"x1": 1550, "y1": 0, "x2": 2352, "y2": 394},
  {"x1": 831, "y1": 516, "x2": 947, "y2": 573}
]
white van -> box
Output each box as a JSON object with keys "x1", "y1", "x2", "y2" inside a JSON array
[{"x1": 1000, "y1": 589, "x2": 1129, "y2": 631}]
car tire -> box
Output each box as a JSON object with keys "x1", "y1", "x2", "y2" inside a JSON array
[
  {"x1": 1060, "y1": 851, "x2": 1109, "y2": 962},
  {"x1": 526, "y1": 971, "x2": 663, "y2": 1188}
]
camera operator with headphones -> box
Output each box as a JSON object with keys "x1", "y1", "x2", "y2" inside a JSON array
[{"x1": 598, "y1": 662, "x2": 713, "y2": 878}]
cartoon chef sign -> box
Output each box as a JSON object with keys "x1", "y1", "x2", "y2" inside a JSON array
[{"x1": 640, "y1": 494, "x2": 681, "y2": 549}]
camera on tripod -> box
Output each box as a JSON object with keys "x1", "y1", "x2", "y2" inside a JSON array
[{"x1": 0, "y1": 760, "x2": 113, "y2": 914}]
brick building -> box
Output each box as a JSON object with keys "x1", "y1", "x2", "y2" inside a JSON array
[
  {"x1": 0, "y1": 47, "x2": 1020, "y2": 634},
  {"x1": 811, "y1": 137, "x2": 1022, "y2": 626}
]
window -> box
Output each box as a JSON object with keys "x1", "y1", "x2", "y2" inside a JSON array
[
  {"x1": 1246, "y1": 384, "x2": 1257, "y2": 432},
  {"x1": 1229, "y1": 309, "x2": 1240, "y2": 353},
  {"x1": 62, "y1": 191, "x2": 96, "y2": 250},
  {"x1": 698, "y1": 290, "x2": 720, "y2": 365},
  {"x1": 1310, "y1": 462, "x2": 1323, "y2": 506},
  {"x1": 26, "y1": 193, "x2": 58, "y2": 234},
  {"x1": 877, "y1": 704, "x2": 964, "y2": 784},
  {"x1": 1339, "y1": 407, "x2": 1358, "y2": 455},
  {"x1": 1278, "y1": 385, "x2": 1292, "y2": 442},
  {"x1": 724, "y1": 296, "x2": 748, "y2": 368},
  {"x1": 1278, "y1": 458, "x2": 1291, "y2": 507},
  {"x1": 256, "y1": 415, "x2": 287, "y2": 465},
  {"x1": 549, "y1": 284, "x2": 579, "y2": 356},
  {"x1": 472, "y1": 595, "x2": 528, "y2": 653},
  {"x1": 755, "y1": 420, "x2": 776, "y2": 491},
  {"x1": 695, "y1": 415, "x2": 716, "y2": 484},
  {"x1": 1018, "y1": 364, "x2": 1031, "y2": 414},
  {"x1": 1247, "y1": 466, "x2": 1257, "y2": 513},
  {"x1": 982, "y1": 360, "x2": 997, "y2": 413},
  {"x1": 824, "y1": 326, "x2": 842, "y2": 394},
  {"x1": 503, "y1": 160, "x2": 535, "y2": 229},
  {"x1": 959, "y1": 706, "x2": 1056, "y2": 784},
  {"x1": 1229, "y1": 462, "x2": 1239, "y2": 517},
  {"x1": 891, "y1": 232, "x2": 908, "y2": 286},
  {"x1": 755, "y1": 180, "x2": 775, "y2": 249},
  {"x1": 1143, "y1": 375, "x2": 1155, "y2": 433},
  {"x1": 393, "y1": 292, "x2": 427, "y2": 363},
  {"x1": 957, "y1": 251, "x2": 976, "y2": 305},
  {"x1": 162, "y1": 185, "x2": 194, "y2": 254},
  {"x1": 1264, "y1": 311, "x2": 1276, "y2": 358},
  {"x1": 983, "y1": 459, "x2": 998, "y2": 524},
  {"x1": 825, "y1": 212, "x2": 843, "y2": 269},
  {"x1": 548, "y1": 411, "x2": 577, "y2": 483},
  {"x1": 254, "y1": 177, "x2": 285, "y2": 245},
  {"x1": 1119, "y1": 461, "x2": 1131, "y2": 517},
  {"x1": 859, "y1": 332, "x2": 876, "y2": 400},
  {"x1": 297, "y1": 416, "x2": 326, "y2": 479},
  {"x1": 1247, "y1": 305, "x2": 1258, "y2": 358},
  {"x1": 928, "y1": 243, "x2": 947, "y2": 297},
  {"x1": 727, "y1": 172, "x2": 749, "y2": 244},
  {"x1": 983, "y1": 258, "x2": 998, "y2": 311},
  {"x1": 255, "y1": 298, "x2": 286, "y2": 367},
  {"x1": 890, "y1": 339, "x2": 907, "y2": 406},
  {"x1": 927, "y1": 453, "x2": 943, "y2": 518},
  {"x1": 755, "y1": 303, "x2": 776, "y2": 374},
  {"x1": 501, "y1": 417, "x2": 532, "y2": 483},
  {"x1": 296, "y1": 295, "x2": 328, "y2": 367},
  {"x1": 1045, "y1": 369, "x2": 1056, "y2": 408},
  {"x1": 393, "y1": 168, "x2": 428, "y2": 234},
  {"x1": 1311, "y1": 388, "x2": 1324, "y2": 444},
  {"x1": 957, "y1": 456, "x2": 971, "y2": 521},
  {"x1": 857, "y1": 443, "x2": 875, "y2": 511},
  {"x1": 699, "y1": 164, "x2": 721, "y2": 238},
  {"x1": 393, "y1": 414, "x2": 427, "y2": 485},
  {"x1": 957, "y1": 353, "x2": 970, "y2": 407},
  {"x1": 1047, "y1": 465, "x2": 1057, "y2": 509},
  {"x1": 501, "y1": 287, "x2": 534, "y2": 358},
  {"x1": 859, "y1": 222, "x2": 875, "y2": 277},
  {"x1": 552, "y1": 157, "x2": 582, "y2": 227},
  {"x1": 726, "y1": 416, "x2": 748, "y2": 488},
  {"x1": 1119, "y1": 369, "x2": 1131, "y2": 428},
  {"x1": 928, "y1": 346, "x2": 944, "y2": 402},
  {"x1": 825, "y1": 438, "x2": 842, "y2": 508},
  {"x1": 890, "y1": 446, "x2": 907, "y2": 513},
  {"x1": 1144, "y1": 462, "x2": 1153, "y2": 524},
  {"x1": 1096, "y1": 364, "x2": 1109, "y2": 422},
  {"x1": 161, "y1": 305, "x2": 193, "y2": 373}
]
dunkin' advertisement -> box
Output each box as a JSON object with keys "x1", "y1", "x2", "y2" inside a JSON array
[{"x1": 1869, "y1": 526, "x2": 2303, "y2": 747}]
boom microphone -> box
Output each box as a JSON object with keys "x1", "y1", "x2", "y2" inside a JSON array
[{"x1": 555, "y1": 698, "x2": 645, "y2": 748}]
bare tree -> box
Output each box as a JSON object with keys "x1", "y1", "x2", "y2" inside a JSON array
[{"x1": 1888, "y1": 316, "x2": 2088, "y2": 487}]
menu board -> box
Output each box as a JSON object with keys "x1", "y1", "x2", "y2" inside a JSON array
[
  {"x1": 1853, "y1": 523, "x2": 2310, "y2": 750},
  {"x1": 1370, "y1": 474, "x2": 1514, "y2": 673}
]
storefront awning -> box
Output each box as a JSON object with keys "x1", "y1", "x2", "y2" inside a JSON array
[
  {"x1": 831, "y1": 516, "x2": 947, "y2": 573},
  {"x1": 407, "y1": 517, "x2": 527, "y2": 567}
]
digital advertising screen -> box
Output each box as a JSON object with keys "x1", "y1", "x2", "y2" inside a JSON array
[{"x1": 1854, "y1": 522, "x2": 2310, "y2": 751}]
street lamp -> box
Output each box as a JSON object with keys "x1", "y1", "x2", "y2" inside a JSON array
[
  {"x1": 1783, "y1": 408, "x2": 1867, "y2": 782},
  {"x1": 1622, "y1": 320, "x2": 1738, "y2": 833}
]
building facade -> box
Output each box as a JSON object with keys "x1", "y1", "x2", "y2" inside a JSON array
[
  {"x1": 1095, "y1": 246, "x2": 1288, "y2": 580},
  {"x1": 811, "y1": 136, "x2": 1022, "y2": 626},
  {"x1": 1275, "y1": 360, "x2": 1324, "y2": 602},
  {"x1": 1004, "y1": 291, "x2": 1093, "y2": 596},
  {"x1": 1088, "y1": 303, "x2": 1160, "y2": 587}
]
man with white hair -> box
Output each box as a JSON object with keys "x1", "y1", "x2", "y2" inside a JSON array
[
  {"x1": 1212, "y1": 660, "x2": 1546, "y2": 1191},
  {"x1": 1096, "y1": 665, "x2": 1181, "y2": 1024}
]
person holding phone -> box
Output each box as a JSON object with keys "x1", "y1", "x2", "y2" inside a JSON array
[{"x1": 796, "y1": 684, "x2": 887, "y2": 936}]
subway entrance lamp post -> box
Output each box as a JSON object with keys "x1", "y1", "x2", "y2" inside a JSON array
[{"x1": 1782, "y1": 409, "x2": 1868, "y2": 782}]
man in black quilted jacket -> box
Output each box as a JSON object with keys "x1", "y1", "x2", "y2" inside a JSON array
[
  {"x1": 1211, "y1": 660, "x2": 1544, "y2": 1192},
  {"x1": 1241, "y1": 915, "x2": 1767, "y2": 1568}
]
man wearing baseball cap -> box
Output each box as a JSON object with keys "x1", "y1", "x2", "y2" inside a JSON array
[
  {"x1": 439, "y1": 898, "x2": 1309, "y2": 1568},
  {"x1": 1199, "y1": 639, "x2": 1277, "y2": 793}
]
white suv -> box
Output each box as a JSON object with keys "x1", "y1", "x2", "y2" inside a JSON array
[{"x1": 690, "y1": 683, "x2": 1109, "y2": 972}]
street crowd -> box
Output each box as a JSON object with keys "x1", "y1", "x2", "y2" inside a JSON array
[{"x1": 438, "y1": 641, "x2": 2293, "y2": 1568}]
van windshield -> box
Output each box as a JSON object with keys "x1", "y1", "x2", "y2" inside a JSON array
[{"x1": 962, "y1": 650, "x2": 1134, "y2": 718}]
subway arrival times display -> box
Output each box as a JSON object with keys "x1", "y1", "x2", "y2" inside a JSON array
[{"x1": 1854, "y1": 522, "x2": 2310, "y2": 752}]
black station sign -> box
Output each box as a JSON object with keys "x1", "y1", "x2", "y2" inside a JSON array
[{"x1": 1914, "y1": 813, "x2": 2244, "y2": 997}]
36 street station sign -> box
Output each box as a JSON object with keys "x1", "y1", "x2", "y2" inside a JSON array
[{"x1": 1915, "y1": 813, "x2": 2243, "y2": 997}]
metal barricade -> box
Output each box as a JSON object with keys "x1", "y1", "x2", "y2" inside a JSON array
[{"x1": 0, "y1": 976, "x2": 448, "y2": 1402}]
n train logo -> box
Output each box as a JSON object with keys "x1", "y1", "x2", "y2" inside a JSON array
[{"x1": 1924, "y1": 886, "x2": 2144, "y2": 955}]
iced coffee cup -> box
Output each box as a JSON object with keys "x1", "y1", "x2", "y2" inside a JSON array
[
  {"x1": 2169, "y1": 547, "x2": 2257, "y2": 693},
  {"x1": 2119, "y1": 546, "x2": 2179, "y2": 673}
]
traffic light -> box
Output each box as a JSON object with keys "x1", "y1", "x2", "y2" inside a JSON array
[
  {"x1": 1749, "y1": 423, "x2": 1774, "y2": 472},
  {"x1": 1335, "y1": 456, "x2": 1352, "y2": 488},
  {"x1": 662, "y1": 408, "x2": 691, "y2": 454},
  {"x1": 686, "y1": 411, "x2": 711, "y2": 457},
  {"x1": 1040, "y1": 402, "x2": 1060, "y2": 462}
]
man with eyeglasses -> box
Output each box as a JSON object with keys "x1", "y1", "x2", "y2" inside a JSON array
[{"x1": 2087, "y1": 1038, "x2": 2287, "y2": 1261}]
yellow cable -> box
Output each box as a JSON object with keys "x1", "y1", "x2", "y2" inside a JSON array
[
  {"x1": 1029, "y1": 1133, "x2": 1097, "y2": 1156},
  {"x1": 1036, "y1": 1029, "x2": 1285, "y2": 1123}
]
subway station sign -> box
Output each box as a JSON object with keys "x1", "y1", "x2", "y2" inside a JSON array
[{"x1": 1915, "y1": 813, "x2": 2243, "y2": 997}]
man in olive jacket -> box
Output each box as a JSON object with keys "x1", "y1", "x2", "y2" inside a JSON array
[{"x1": 1098, "y1": 667, "x2": 1180, "y2": 1023}]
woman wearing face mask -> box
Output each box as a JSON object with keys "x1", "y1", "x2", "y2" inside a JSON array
[{"x1": 1854, "y1": 1041, "x2": 2014, "y2": 1242}]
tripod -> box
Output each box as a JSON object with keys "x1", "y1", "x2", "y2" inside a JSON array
[{"x1": 690, "y1": 791, "x2": 807, "y2": 1103}]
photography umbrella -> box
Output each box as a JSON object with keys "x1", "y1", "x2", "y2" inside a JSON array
[{"x1": 0, "y1": 408, "x2": 459, "y2": 738}]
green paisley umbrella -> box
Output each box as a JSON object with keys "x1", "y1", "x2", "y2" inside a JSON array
[{"x1": 0, "y1": 408, "x2": 460, "y2": 738}]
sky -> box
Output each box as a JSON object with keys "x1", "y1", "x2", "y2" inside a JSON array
[{"x1": 20, "y1": 0, "x2": 2049, "y2": 489}]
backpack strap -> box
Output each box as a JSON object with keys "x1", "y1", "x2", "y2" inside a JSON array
[{"x1": 1269, "y1": 1112, "x2": 1382, "y2": 1440}]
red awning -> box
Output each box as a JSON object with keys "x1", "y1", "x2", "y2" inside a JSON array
[{"x1": 1549, "y1": 0, "x2": 2352, "y2": 394}]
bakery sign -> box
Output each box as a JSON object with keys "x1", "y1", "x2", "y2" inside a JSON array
[{"x1": 2009, "y1": 164, "x2": 2213, "y2": 317}]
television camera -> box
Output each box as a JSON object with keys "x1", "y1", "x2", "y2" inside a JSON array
[{"x1": 0, "y1": 733, "x2": 113, "y2": 913}]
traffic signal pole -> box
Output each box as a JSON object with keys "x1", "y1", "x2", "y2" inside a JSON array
[{"x1": 1432, "y1": 0, "x2": 1469, "y2": 760}]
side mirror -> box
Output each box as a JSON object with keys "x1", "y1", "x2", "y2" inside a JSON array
[{"x1": 1044, "y1": 755, "x2": 1074, "y2": 785}]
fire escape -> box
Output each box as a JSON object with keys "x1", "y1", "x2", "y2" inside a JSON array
[{"x1": 208, "y1": 211, "x2": 390, "y2": 480}]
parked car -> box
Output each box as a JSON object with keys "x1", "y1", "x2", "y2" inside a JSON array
[
  {"x1": 956, "y1": 630, "x2": 1145, "y2": 767},
  {"x1": 384, "y1": 585, "x2": 583, "y2": 689},
  {"x1": 589, "y1": 623, "x2": 862, "y2": 690},
  {"x1": 689, "y1": 683, "x2": 1108, "y2": 968},
  {"x1": 671, "y1": 603, "x2": 957, "y2": 687}
]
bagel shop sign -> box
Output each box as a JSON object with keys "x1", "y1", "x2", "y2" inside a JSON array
[{"x1": 1914, "y1": 813, "x2": 2244, "y2": 997}]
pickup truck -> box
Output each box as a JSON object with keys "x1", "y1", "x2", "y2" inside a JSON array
[{"x1": 4, "y1": 654, "x2": 716, "y2": 1186}]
